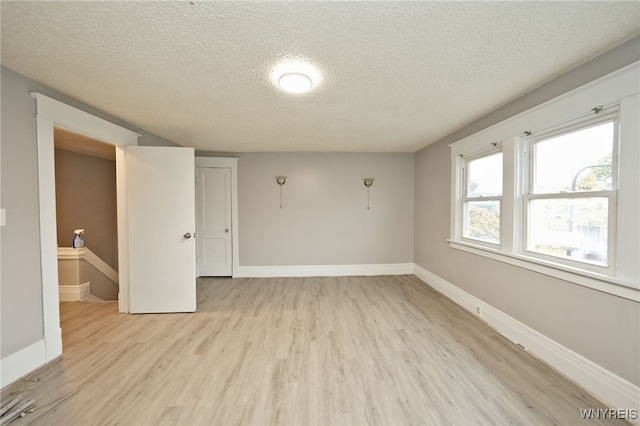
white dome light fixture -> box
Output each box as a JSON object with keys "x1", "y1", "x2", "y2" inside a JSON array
[
  {"x1": 278, "y1": 72, "x2": 313, "y2": 94},
  {"x1": 272, "y1": 58, "x2": 321, "y2": 95}
]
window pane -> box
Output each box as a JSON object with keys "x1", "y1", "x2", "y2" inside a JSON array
[
  {"x1": 468, "y1": 152, "x2": 502, "y2": 197},
  {"x1": 533, "y1": 121, "x2": 614, "y2": 194},
  {"x1": 464, "y1": 201, "x2": 500, "y2": 244},
  {"x1": 528, "y1": 198, "x2": 608, "y2": 265}
]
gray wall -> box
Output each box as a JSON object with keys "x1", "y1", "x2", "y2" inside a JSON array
[
  {"x1": 2, "y1": 32, "x2": 638, "y2": 389},
  {"x1": 414, "y1": 36, "x2": 640, "y2": 386},
  {"x1": 1, "y1": 69, "x2": 43, "y2": 358},
  {"x1": 238, "y1": 153, "x2": 414, "y2": 266},
  {"x1": 55, "y1": 149, "x2": 118, "y2": 271},
  {"x1": 1, "y1": 66, "x2": 180, "y2": 359}
]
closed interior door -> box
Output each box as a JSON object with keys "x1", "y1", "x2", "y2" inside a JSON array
[
  {"x1": 126, "y1": 146, "x2": 196, "y2": 313},
  {"x1": 196, "y1": 167, "x2": 232, "y2": 276}
]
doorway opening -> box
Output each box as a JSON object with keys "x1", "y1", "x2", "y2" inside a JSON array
[
  {"x1": 54, "y1": 128, "x2": 119, "y2": 304},
  {"x1": 32, "y1": 92, "x2": 140, "y2": 365}
]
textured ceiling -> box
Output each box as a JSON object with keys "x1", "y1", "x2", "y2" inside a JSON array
[{"x1": 2, "y1": 1, "x2": 639, "y2": 153}]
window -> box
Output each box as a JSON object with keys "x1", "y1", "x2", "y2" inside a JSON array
[
  {"x1": 525, "y1": 111, "x2": 617, "y2": 270},
  {"x1": 448, "y1": 62, "x2": 639, "y2": 301},
  {"x1": 462, "y1": 151, "x2": 502, "y2": 245}
]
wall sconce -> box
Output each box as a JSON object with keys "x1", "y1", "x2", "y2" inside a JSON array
[
  {"x1": 275, "y1": 176, "x2": 287, "y2": 208},
  {"x1": 363, "y1": 178, "x2": 374, "y2": 210}
]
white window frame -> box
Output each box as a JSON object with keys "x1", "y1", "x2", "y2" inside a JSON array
[
  {"x1": 520, "y1": 107, "x2": 619, "y2": 275},
  {"x1": 448, "y1": 61, "x2": 639, "y2": 303},
  {"x1": 459, "y1": 147, "x2": 503, "y2": 248}
]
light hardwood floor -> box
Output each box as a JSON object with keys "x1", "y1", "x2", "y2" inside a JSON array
[{"x1": 2, "y1": 275, "x2": 625, "y2": 425}]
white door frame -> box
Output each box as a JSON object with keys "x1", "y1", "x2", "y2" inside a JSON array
[
  {"x1": 32, "y1": 93, "x2": 139, "y2": 362},
  {"x1": 195, "y1": 157, "x2": 239, "y2": 277}
]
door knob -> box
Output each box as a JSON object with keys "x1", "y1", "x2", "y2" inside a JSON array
[
  {"x1": 183, "y1": 232, "x2": 192, "y2": 239},
  {"x1": 225, "y1": 228, "x2": 229, "y2": 233}
]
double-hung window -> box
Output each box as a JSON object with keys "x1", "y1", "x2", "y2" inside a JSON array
[
  {"x1": 449, "y1": 63, "x2": 638, "y2": 299},
  {"x1": 524, "y1": 108, "x2": 618, "y2": 272},
  {"x1": 462, "y1": 151, "x2": 503, "y2": 245}
]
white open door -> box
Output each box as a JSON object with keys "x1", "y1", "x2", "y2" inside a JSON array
[
  {"x1": 126, "y1": 146, "x2": 196, "y2": 313},
  {"x1": 196, "y1": 167, "x2": 232, "y2": 276}
]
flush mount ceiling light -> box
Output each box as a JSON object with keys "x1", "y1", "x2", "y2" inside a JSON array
[
  {"x1": 278, "y1": 72, "x2": 313, "y2": 94},
  {"x1": 272, "y1": 58, "x2": 322, "y2": 95}
]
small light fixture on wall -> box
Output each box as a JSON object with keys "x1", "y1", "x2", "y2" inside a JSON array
[
  {"x1": 363, "y1": 178, "x2": 374, "y2": 210},
  {"x1": 276, "y1": 176, "x2": 287, "y2": 208}
]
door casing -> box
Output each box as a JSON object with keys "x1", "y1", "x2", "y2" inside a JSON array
[{"x1": 33, "y1": 92, "x2": 139, "y2": 363}]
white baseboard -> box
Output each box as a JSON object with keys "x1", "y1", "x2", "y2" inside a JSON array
[
  {"x1": 1, "y1": 340, "x2": 46, "y2": 389},
  {"x1": 413, "y1": 264, "x2": 640, "y2": 416},
  {"x1": 59, "y1": 282, "x2": 90, "y2": 302},
  {"x1": 237, "y1": 263, "x2": 414, "y2": 278}
]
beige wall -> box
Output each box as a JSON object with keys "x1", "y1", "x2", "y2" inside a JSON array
[
  {"x1": 57, "y1": 257, "x2": 118, "y2": 300},
  {"x1": 414, "y1": 36, "x2": 640, "y2": 387},
  {"x1": 55, "y1": 149, "x2": 118, "y2": 270},
  {"x1": 80, "y1": 260, "x2": 118, "y2": 301},
  {"x1": 238, "y1": 152, "x2": 414, "y2": 266}
]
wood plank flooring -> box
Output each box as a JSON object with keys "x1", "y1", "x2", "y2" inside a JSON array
[{"x1": 2, "y1": 275, "x2": 624, "y2": 425}]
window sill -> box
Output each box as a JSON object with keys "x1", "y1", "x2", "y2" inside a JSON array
[{"x1": 448, "y1": 239, "x2": 639, "y2": 302}]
